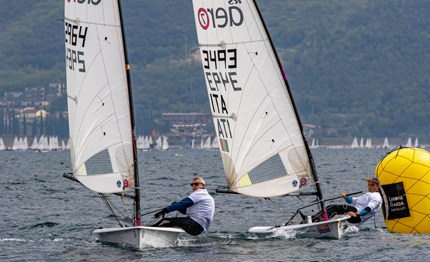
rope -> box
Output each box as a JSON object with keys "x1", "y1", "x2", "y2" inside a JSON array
[
  {"x1": 121, "y1": 196, "x2": 132, "y2": 219},
  {"x1": 99, "y1": 193, "x2": 133, "y2": 226},
  {"x1": 265, "y1": 198, "x2": 283, "y2": 213},
  {"x1": 99, "y1": 193, "x2": 123, "y2": 227}
]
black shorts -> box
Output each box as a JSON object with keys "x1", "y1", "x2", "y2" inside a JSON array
[
  {"x1": 312, "y1": 204, "x2": 362, "y2": 223},
  {"x1": 154, "y1": 217, "x2": 204, "y2": 236}
]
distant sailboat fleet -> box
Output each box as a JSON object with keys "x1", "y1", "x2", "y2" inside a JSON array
[
  {"x1": 347, "y1": 136, "x2": 422, "y2": 149},
  {"x1": 0, "y1": 135, "x2": 70, "y2": 151},
  {"x1": 0, "y1": 135, "x2": 424, "y2": 151}
]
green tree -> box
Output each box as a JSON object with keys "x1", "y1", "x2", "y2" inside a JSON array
[
  {"x1": 12, "y1": 111, "x2": 19, "y2": 135},
  {"x1": 23, "y1": 113, "x2": 27, "y2": 136},
  {"x1": 32, "y1": 116, "x2": 37, "y2": 136}
]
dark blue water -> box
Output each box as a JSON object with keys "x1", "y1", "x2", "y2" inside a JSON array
[{"x1": 1, "y1": 149, "x2": 430, "y2": 261}]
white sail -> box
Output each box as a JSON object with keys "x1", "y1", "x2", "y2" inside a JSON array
[
  {"x1": 203, "y1": 136, "x2": 211, "y2": 149},
  {"x1": 351, "y1": 137, "x2": 359, "y2": 149},
  {"x1": 415, "y1": 138, "x2": 418, "y2": 148},
  {"x1": 65, "y1": 1, "x2": 135, "y2": 193},
  {"x1": 66, "y1": 139, "x2": 70, "y2": 149},
  {"x1": 62, "y1": 140, "x2": 66, "y2": 150},
  {"x1": 405, "y1": 137, "x2": 412, "y2": 147},
  {"x1": 18, "y1": 137, "x2": 23, "y2": 150},
  {"x1": 360, "y1": 138, "x2": 364, "y2": 148},
  {"x1": 38, "y1": 135, "x2": 44, "y2": 150},
  {"x1": 143, "y1": 136, "x2": 150, "y2": 150},
  {"x1": 136, "y1": 136, "x2": 144, "y2": 149},
  {"x1": 12, "y1": 137, "x2": 19, "y2": 151},
  {"x1": 191, "y1": 139, "x2": 195, "y2": 149},
  {"x1": 311, "y1": 138, "x2": 315, "y2": 148},
  {"x1": 0, "y1": 138, "x2": 5, "y2": 151},
  {"x1": 192, "y1": 1, "x2": 315, "y2": 197},
  {"x1": 200, "y1": 137, "x2": 204, "y2": 149},
  {"x1": 162, "y1": 136, "x2": 169, "y2": 150},
  {"x1": 31, "y1": 137, "x2": 38, "y2": 150},
  {"x1": 22, "y1": 137, "x2": 28, "y2": 151},
  {"x1": 383, "y1": 137, "x2": 389, "y2": 149},
  {"x1": 211, "y1": 137, "x2": 219, "y2": 149},
  {"x1": 155, "y1": 137, "x2": 162, "y2": 150}
]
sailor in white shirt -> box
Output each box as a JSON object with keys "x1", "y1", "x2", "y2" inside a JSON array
[
  {"x1": 154, "y1": 177, "x2": 215, "y2": 235},
  {"x1": 312, "y1": 177, "x2": 382, "y2": 226}
]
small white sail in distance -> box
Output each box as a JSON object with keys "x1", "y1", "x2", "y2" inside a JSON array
[
  {"x1": 12, "y1": 137, "x2": 19, "y2": 151},
  {"x1": 415, "y1": 138, "x2": 418, "y2": 148},
  {"x1": 211, "y1": 137, "x2": 219, "y2": 149},
  {"x1": 203, "y1": 136, "x2": 211, "y2": 149},
  {"x1": 0, "y1": 138, "x2": 5, "y2": 150},
  {"x1": 31, "y1": 137, "x2": 38, "y2": 150},
  {"x1": 22, "y1": 137, "x2": 28, "y2": 151},
  {"x1": 351, "y1": 137, "x2": 359, "y2": 148},
  {"x1": 162, "y1": 136, "x2": 169, "y2": 150},
  {"x1": 383, "y1": 137, "x2": 389, "y2": 148},
  {"x1": 405, "y1": 137, "x2": 412, "y2": 147},
  {"x1": 65, "y1": 2, "x2": 135, "y2": 194},
  {"x1": 192, "y1": 0, "x2": 315, "y2": 198}
]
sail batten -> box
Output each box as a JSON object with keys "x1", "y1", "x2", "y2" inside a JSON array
[{"x1": 192, "y1": 0, "x2": 315, "y2": 198}]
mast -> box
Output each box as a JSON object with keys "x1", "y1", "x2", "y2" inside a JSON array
[
  {"x1": 252, "y1": 0, "x2": 328, "y2": 221},
  {"x1": 117, "y1": 0, "x2": 141, "y2": 226}
]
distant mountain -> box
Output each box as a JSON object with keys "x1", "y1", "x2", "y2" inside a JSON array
[{"x1": 0, "y1": 0, "x2": 429, "y2": 141}]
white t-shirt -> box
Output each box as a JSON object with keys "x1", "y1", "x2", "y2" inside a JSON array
[
  {"x1": 186, "y1": 188, "x2": 215, "y2": 232},
  {"x1": 351, "y1": 192, "x2": 382, "y2": 226}
]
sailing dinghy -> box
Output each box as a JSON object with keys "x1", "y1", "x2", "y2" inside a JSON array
[
  {"x1": 191, "y1": 0, "x2": 349, "y2": 239},
  {"x1": 64, "y1": 0, "x2": 183, "y2": 248}
]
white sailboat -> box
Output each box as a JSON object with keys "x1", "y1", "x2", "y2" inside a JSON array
[
  {"x1": 143, "y1": 136, "x2": 150, "y2": 151},
  {"x1": 383, "y1": 137, "x2": 389, "y2": 149},
  {"x1": 211, "y1": 137, "x2": 219, "y2": 149},
  {"x1": 414, "y1": 138, "x2": 419, "y2": 148},
  {"x1": 31, "y1": 137, "x2": 38, "y2": 150},
  {"x1": 162, "y1": 136, "x2": 169, "y2": 150},
  {"x1": 63, "y1": 0, "x2": 183, "y2": 248},
  {"x1": 365, "y1": 138, "x2": 372, "y2": 149},
  {"x1": 22, "y1": 137, "x2": 28, "y2": 151},
  {"x1": 155, "y1": 137, "x2": 162, "y2": 150},
  {"x1": 360, "y1": 138, "x2": 364, "y2": 148},
  {"x1": 0, "y1": 138, "x2": 5, "y2": 151},
  {"x1": 191, "y1": 0, "x2": 349, "y2": 239},
  {"x1": 191, "y1": 139, "x2": 195, "y2": 149},
  {"x1": 203, "y1": 136, "x2": 211, "y2": 149},
  {"x1": 12, "y1": 137, "x2": 19, "y2": 151},
  {"x1": 66, "y1": 139, "x2": 70, "y2": 149},
  {"x1": 351, "y1": 137, "x2": 359, "y2": 149},
  {"x1": 405, "y1": 137, "x2": 412, "y2": 147},
  {"x1": 62, "y1": 140, "x2": 66, "y2": 150},
  {"x1": 38, "y1": 135, "x2": 48, "y2": 151},
  {"x1": 136, "y1": 136, "x2": 144, "y2": 150},
  {"x1": 18, "y1": 137, "x2": 23, "y2": 150},
  {"x1": 200, "y1": 137, "x2": 204, "y2": 149}
]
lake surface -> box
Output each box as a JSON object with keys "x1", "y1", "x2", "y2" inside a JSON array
[{"x1": 1, "y1": 148, "x2": 430, "y2": 261}]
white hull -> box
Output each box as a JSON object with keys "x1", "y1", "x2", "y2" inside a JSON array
[
  {"x1": 92, "y1": 226, "x2": 184, "y2": 248},
  {"x1": 249, "y1": 215, "x2": 350, "y2": 239}
]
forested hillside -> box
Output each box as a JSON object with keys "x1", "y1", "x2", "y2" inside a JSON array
[{"x1": 1, "y1": 0, "x2": 429, "y2": 141}]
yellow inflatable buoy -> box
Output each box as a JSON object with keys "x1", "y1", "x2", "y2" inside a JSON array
[{"x1": 375, "y1": 147, "x2": 430, "y2": 234}]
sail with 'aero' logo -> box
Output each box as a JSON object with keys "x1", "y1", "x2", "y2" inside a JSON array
[
  {"x1": 65, "y1": 0, "x2": 136, "y2": 194},
  {"x1": 192, "y1": 0, "x2": 320, "y2": 198}
]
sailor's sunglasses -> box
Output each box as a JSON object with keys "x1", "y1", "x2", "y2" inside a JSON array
[{"x1": 190, "y1": 182, "x2": 201, "y2": 186}]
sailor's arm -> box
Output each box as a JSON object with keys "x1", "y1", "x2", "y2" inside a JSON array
[{"x1": 167, "y1": 197, "x2": 194, "y2": 214}]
